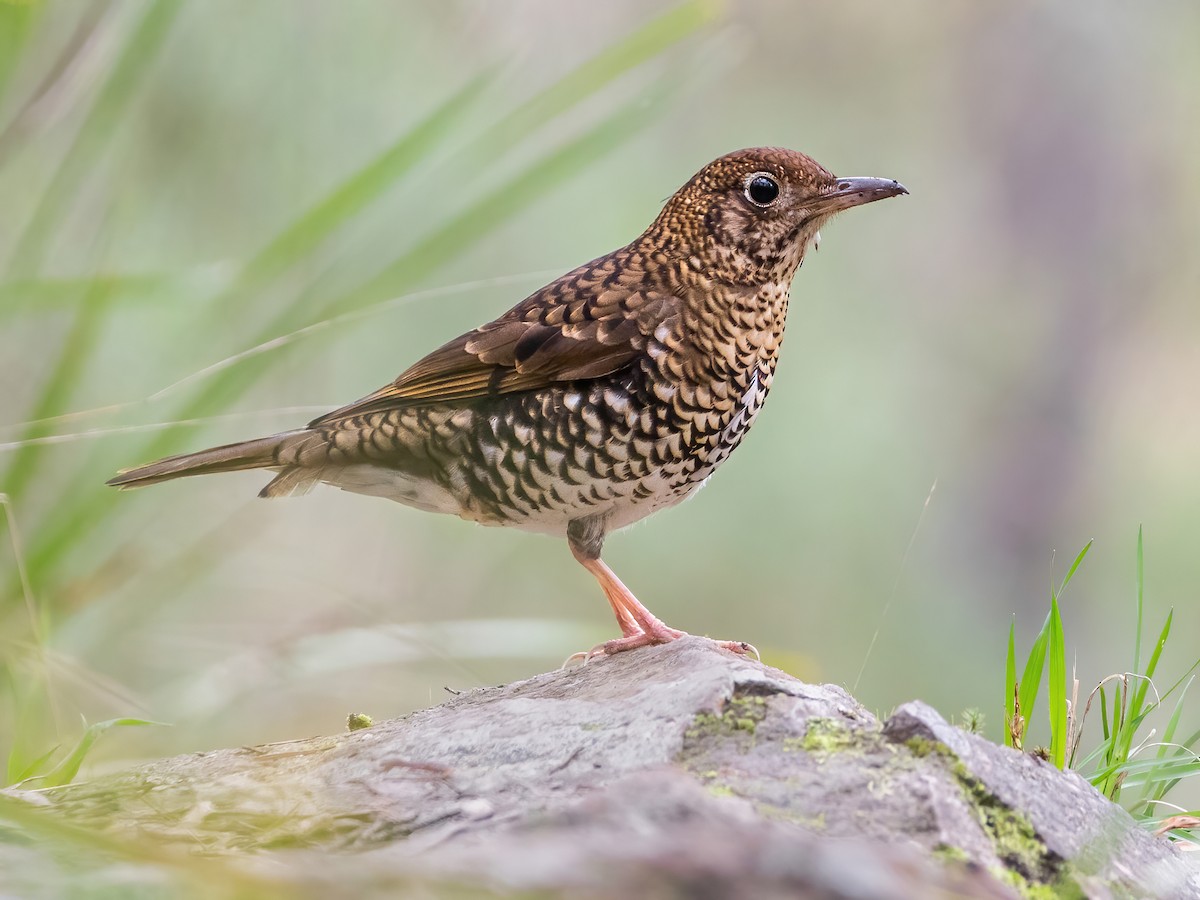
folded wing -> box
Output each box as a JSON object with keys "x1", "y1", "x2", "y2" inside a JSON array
[{"x1": 309, "y1": 256, "x2": 674, "y2": 426}]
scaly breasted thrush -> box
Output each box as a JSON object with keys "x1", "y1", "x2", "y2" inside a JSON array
[{"x1": 109, "y1": 147, "x2": 906, "y2": 659}]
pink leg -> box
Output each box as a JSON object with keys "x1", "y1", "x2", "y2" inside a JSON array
[
  {"x1": 569, "y1": 543, "x2": 758, "y2": 660},
  {"x1": 601, "y1": 568, "x2": 642, "y2": 639},
  {"x1": 576, "y1": 554, "x2": 684, "y2": 649}
]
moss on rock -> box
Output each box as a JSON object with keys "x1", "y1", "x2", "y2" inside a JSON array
[
  {"x1": 795, "y1": 717, "x2": 862, "y2": 760},
  {"x1": 683, "y1": 692, "x2": 768, "y2": 749},
  {"x1": 904, "y1": 735, "x2": 1085, "y2": 899}
]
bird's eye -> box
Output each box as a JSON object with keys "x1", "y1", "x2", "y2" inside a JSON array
[{"x1": 744, "y1": 173, "x2": 780, "y2": 207}]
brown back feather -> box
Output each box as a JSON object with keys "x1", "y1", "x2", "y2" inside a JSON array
[{"x1": 307, "y1": 252, "x2": 678, "y2": 426}]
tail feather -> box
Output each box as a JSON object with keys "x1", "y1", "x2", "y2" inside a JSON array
[{"x1": 106, "y1": 431, "x2": 305, "y2": 490}]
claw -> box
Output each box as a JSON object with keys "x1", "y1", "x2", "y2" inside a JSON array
[
  {"x1": 718, "y1": 640, "x2": 760, "y2": 661},
  {"x1": 561, "y1": 642, "x2": 610, "y2": 669}
]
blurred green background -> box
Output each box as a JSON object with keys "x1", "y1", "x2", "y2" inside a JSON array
[{"x1": 1, "y1": 0, "x2": 1198, "y2": 779}]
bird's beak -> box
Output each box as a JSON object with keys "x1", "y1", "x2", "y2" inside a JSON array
[{"x1": 810, "y1": 177, "x2": 908, "y2": 215}]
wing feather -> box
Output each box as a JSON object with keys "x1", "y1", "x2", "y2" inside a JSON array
[{"x1": 308, "y1": 253, "x2": 675, "y2": 427}]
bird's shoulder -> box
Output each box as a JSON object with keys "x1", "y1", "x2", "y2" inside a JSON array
[{"x1": 308, "y1": 247, "x2": 682, "y2": 425}]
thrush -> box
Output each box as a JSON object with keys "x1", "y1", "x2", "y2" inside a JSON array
[{"x1": 109, "y1": 147, "x2": 906, "y2": 659}]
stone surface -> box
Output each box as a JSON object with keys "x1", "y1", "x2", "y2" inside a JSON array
[{"x1": 4, "y1": 637, "x2": 1197, "y2": 899}]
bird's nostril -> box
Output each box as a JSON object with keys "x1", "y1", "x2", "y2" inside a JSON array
[{"x1": 837, "y1": 181, "x2": 851, "y2": 191}]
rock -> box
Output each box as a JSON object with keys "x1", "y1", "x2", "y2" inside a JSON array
[{"x1": 4, "y1": 637, "x2": 1196, "y2": 898}]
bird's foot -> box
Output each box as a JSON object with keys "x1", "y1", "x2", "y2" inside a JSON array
[
  {"x1": 563, "y1": 622, "x2": 680, "y2": 667},
  {"x1": 563, "y1": 627, "x2": 758, "y2": 667},
  {"x1": 591, "y1": 621, "x2": 687, "y2": 656},
  {"x1": 563, "y1": 548, "x2": 759, "y2": 666}
]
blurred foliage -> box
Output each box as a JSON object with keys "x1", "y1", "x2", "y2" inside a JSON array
[
  {"x1": 0, "y1": 0, "x2": 718, "y2": 770},
  {"x1": 1, "y1": 4, "x2": 1199, "y2": 875},
  {"x1": 7, "y1": 714, "x2": 162, "y2": 788}
]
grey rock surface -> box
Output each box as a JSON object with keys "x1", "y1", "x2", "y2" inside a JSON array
[{"x1": 7, "y1": 637, "x2": 1198, "y2": 899}]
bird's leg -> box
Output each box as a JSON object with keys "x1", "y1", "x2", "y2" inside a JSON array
[
  {"x1": 561, "y1": 573, "x2": 641, "y2": 667},
  {"x1": 566, "y1": 519, "x2": 757, "y2": 661},
  {"x1": 573, "y1": 550, "x2": 686, "y2": 646},
  {"x1": 562, "y1": 521, "x2": 641, "y2": 637},
  {"x1": 611, "y1": 589, "x2": 643, "y2": 638},
  {"x1": 563, "y1": 521, "x2": 650, "y2": 665},
  {"x1": 593, "y1": 560, "x2": 642, "y2": 639}
]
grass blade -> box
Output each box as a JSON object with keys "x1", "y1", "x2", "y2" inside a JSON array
[
  {"x1": 0, "y1": 0, "x2": 40, "y2": 108},
  {"x1": 1144, "y1": 676, "x2": 1195, "y2": 810},
  {"x1": 0, "y1": 279, "x2": 116, "y2": 506},
  {"x1": 1057, "y1": 539, "x2": 1093, "y2": 595},
  {"x1": 5, "y1": 0, "x2": 184, "y2": 278},
  {"x1": 37, "y1": 717, "x2": 163, "y2": 788},
  {"x1": 0, "y1": 270, "x2": 221, "y2": 315},
  {"x1": 461, "y1": 0, "x2": 719, "y2": 166},
  {"x1": 333, "y1": 90, "x2": 669, "y2": 321},
  {"x1": 0, "y1": 4, "x2": 109, "y2": 168},
  {"x1": 1099, "y1": 686, "x2": 1110, "y2": 743},
  {"x1": 1135, "y1": 609, "x2": 1172, "y2": 711},
  {"x1": 226, "y1": 72, "x2": 492, "y2": 304},
  {"x1": 8, "y1": 742, "x2": 59, "y2": 787},
  {"x1": 1111, "y1": 759, "x2": 1200, "y2": 790},
  {"x1": 1112, "y1": 611, "x2": 1173, "y2": 775},
  {"x1": 1147, "y1": 726, "x2": 1200, "y2": 807},
  {"x1": 1017, "y1": 610, "x2": 1051, "y2": 745},
  {"x1": 1047, "y1": 595, "x2": 1067, "y2": 768}
]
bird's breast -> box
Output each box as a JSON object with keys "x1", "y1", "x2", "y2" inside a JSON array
[{"x1": 643, "y1": 282, "x2": 788, "y2": 486}]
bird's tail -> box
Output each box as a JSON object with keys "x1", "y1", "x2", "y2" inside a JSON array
[{"x1": 106, "y1": 431, "x2": 306, "y2": 490}]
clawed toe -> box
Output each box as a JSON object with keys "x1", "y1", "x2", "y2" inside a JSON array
[
  {"x1": 562, "y1": 631, "x2": 759, "y2": 667},
  {"x1": 562, "y1": 649, "x2": 591, "y2": 668},
  {"x1": 562, "y1": 631, "x2": 672, "y2": 666},
  {"x1": 561, "y1": 642, "x2": 612, "y2": 668},
  {"x1": 715, "y1": 639, "x2": 760, "y2": 660}
]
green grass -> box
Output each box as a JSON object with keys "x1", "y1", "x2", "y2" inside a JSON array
[
  {"x1": 7, "y1": 715, "x2": 163, "y2": 789},
  {"x1": 1004, "y1": 528, "x2": 1200, "y2": 844}
]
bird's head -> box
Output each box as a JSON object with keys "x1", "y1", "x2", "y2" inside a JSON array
[{"x1": 648, "y1": 147, "x2": 907, "y2": 286}]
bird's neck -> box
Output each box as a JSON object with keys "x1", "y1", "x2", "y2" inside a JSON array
[{"x1": 641, "y1": 201, "x2": 816, "y2": 287}]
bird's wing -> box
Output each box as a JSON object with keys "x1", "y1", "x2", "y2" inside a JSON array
[{"x1": 308, "y1": 255, "x2": 674, "y2": 426}]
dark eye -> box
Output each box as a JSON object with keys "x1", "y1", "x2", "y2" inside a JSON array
[{"x1": 745, "y1": 173, "x2": 779, "y2": 206}]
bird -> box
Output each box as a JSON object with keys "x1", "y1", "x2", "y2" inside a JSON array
[{"x1": 108, "y1": 147, "x2": 906, "y2": 660}]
